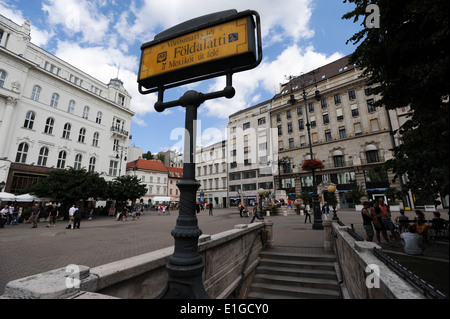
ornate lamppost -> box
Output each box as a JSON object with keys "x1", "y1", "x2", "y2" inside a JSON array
[
  {"x1": 327, "y1": 185, "x2": 339, "y2": 221},
  {"x1": 300, "y1": 71, "x2": 323, "y2": 230}
]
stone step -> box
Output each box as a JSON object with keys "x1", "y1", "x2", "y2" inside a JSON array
[
  {"x1": 256, "y1": 265, "x2": 338, "y2": 281},
  {"x1": 248, "y1": 282, "x2": 340, "y2": 299},
  {"x1": 252, "y1": 273, "x2": 340, "y2": 291},
  {"x1": 260, "y1": 251, "x2": 336, "y2": 263},
  {"x1": 259, "y1": 257, "x2": 336, "y2": 271}
]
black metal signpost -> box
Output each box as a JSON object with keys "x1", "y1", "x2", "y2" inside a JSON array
[{"x1": 138, "y1": 9, "x2": 262, "y2": 299}]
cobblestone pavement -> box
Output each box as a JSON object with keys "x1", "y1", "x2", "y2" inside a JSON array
[{"x1": 1, "y1": 207, "x2": 448, "y2": 295}]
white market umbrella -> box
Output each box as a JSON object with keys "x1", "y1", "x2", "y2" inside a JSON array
[
  {"x1": 0, "y1": 192, "x2": 16, "y2": 202},
  {"x1": 14, "y1": 193, "x2": 36, "y2": 202}
]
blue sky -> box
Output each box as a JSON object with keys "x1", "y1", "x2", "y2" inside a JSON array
[{"x1": 1, "y1": 0, "x2": 362, "y2": 155}]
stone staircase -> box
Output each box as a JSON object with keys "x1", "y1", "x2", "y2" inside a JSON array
[{"x1": 247, "y1": 250, "x2": 341, "y2": 299}]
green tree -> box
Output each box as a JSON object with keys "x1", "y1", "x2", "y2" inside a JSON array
[
  {"x1": 28, "y1": 168, "x2": 107, "y2": 216},
  {"x1": 107, "y1": 175, "x2": 147, "y2": 206},
  {"x1": 343, "y1": 0, "x2": 449, "y2": 204},
  {"x1": 142, "y1": 151, "x2": 154, "y2": 160}
]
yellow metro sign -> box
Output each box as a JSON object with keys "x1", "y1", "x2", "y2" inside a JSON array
[{"x1": 138, "y1": 10, "x2": 261, "y2": 92}]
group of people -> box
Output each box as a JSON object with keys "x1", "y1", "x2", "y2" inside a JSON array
[
  {"x1": 116, "y1": 203, "x2": 144, "y2": 221},
  {"x1": 302, "y1": 202, "x2": 331, "y2": 223},
  {"x1": 196, "y1": 202, "x2": 213, "y2": 216},
  {"x1": 0, "y1": 204, "x2": 22, "y2": 227},
  {"x1": 361, "y1": 198, "x2": 445, "y2": 256}
]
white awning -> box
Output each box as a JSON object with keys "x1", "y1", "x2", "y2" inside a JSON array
[{"x1": 153, "y1": 197, "x2": 171, "y2": 202}]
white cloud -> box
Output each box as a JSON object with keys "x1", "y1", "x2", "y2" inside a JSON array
[
  {"x1": 41, "y1": 0, "x2": 112, "y2": 44},
  {"x1": 200, "y1": 45, "x2": 344, "y2": 119},
  {"x1": 127, "y1": 0, "x2": 315, "y2": 45},
  {"x1": 53, "y1": 40, "x2": 157, "y2": 119}
]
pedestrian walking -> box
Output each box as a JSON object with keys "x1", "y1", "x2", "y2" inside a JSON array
[
  {"x1": 250, "y1": 204, "x2": 264, "y2": 224},
  {"x1": 0, "y1": 205, "x2": 8, "y2": 228},
  {"x1": 67, "y1": 204, "x2": 76, "y2": 229},
  {"x1": 7, "y1": 205, "x2": 13, "y2": 225},
  {"x1": 46, "y1": 203, "x2": 59, "y2": 227},
  {"x1": 304, "y1": 203, "x2": 311, "y2": 223},
  {"x1": 73, "y1": 207, "x2": 82, "y2": 229},
  {"x1": 30, "y1": 203, "x2": 40, "y2": 228},
  {"x1": 361, "y1": 202, "x2": 374, "y2": 242},
  {"x1": 238, "y1": 203, "x2": 244, "y2": 218},
  {"x1": 11, "y1": 205, "x2": 19, "y2": 225},
  {"x1": 208, "y1": 202, "x2": 213, "y2": 216},
  {"x1": 322, "y1": 202, "x2": 329, "y2": 221}
]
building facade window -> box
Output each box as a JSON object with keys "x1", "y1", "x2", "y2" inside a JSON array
[
  {"x1": 57, "y1": 151, "x2": 67, "y2": 169},
  {"x1": 15, "y1": 143, "x2": 29, "y2": 163},
  {"x1": 74, "y1": 154, "x2": 83, "y2": 170},
  {"x1": 367, "y1": 99, "x2": 376, "y2": 113},
  {"x1": 366, "y1": 150, "x2": 380, "y2": 163},
  {"x1": 31, "y1": 85, "x2": 41, "y2": 101},
  {"x1": 44, "y1": 117, "x2": 55, "y2": 135},
  {"x1": 96, "y1": 112, "x2": 103, "y2": 124},
  {"x1": 339, "y1": 127, "x2": 347, "y2": 139},
  {"x1": 289, "y1": 138, "x2": 294, "y2": 149},
  {"x1": 62, "y1": 123, "x2": 71, "y2": 139},
  {"x1": 348, "y1": 90, "x2": 356, "y2": 100},
  {"x1": 323, "y1": 112, "x2": 329, "y2": 125},
  {"x1": 92, "y1": 132, "x2": 99, "y2": 147},
  {"x1": 78, "y1": 128, "x2": 86, "y2": 143},
  {"x1": 109, "y1": 161, "x2": 118, "y2": 177},
  {"x1": 68, "y1": 100, "x2": 75, "y2": 114},
  {"x1": 23, "y1": 111, "x2": 35, "y2": 129},
  {"x1": 351, "y1": 104, "x2": 359, "y2": 117},
  {"x1": 298, "y1": 119, "x2": 304, "y2": 130},
  {"x1": 0, "y1": 70, "x2": 6, "y2": 87},
  {"x1": 89, "y1": 157, "x2": 96, "y2": 172},
  {"x1": 50, "y1": 93, "x2": 59, "y2": 108},
  {"x1": 334, "y1": 93, "x2": 341, "y2": 105},
  {"x1": 38, "y1": 147, "x2": 49, "y2": 166},
  {"x1": 83, "y1": 106, "x2": 89, "y2": 119}
]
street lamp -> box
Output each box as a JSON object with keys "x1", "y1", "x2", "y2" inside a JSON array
[
  {"x1": 115, "y1": 145, "x2": 127, "y2": 177},
  {"x1": 301, "y1": 71, "x2": 323, "y2": 230}
]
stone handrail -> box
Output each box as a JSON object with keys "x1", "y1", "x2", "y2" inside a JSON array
[{"x1": 2, "y1": 220, "x2": 272, "y2": 299}]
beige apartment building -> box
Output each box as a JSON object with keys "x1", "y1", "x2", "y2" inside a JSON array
[{"x1": 270, "y1": 55, "x2": 402, "y2": 209}]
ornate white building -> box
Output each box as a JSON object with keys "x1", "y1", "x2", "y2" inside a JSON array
[{"x1": 0, "y1": 14, "x2": 134, "y2": 193}]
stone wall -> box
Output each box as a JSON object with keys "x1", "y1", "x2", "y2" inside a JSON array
[
  {"x1": 330, "y1": 222, "x2": 426, "y2": 299},
  {"x1": 2, "y1": 221, "x2": 270, "y2": 299}
]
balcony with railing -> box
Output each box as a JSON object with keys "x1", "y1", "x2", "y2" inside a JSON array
[{"x1": 111, "y1": 126, "x2": 129, "y2": 138}]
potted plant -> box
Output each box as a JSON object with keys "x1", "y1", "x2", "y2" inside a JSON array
[
  {"x1": 301, "y1": 159, "x2": 325, "y2": 171},
  {"x1": 384, "y1": 187, "x2": 402, "y2": 211},
  {"x1": 350, "y1": 185, "x2": 367, "y2": 211}
]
